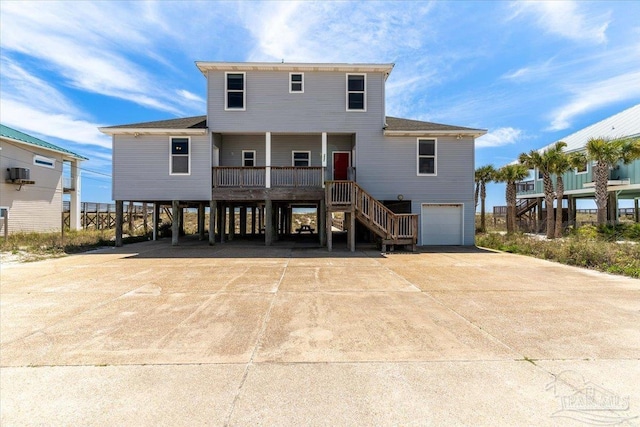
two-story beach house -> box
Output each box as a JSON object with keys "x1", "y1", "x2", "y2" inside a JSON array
[
  {"x1": 100, "y1": 62, "x2": 486, "y2": 250},
  {"x1": 514, "y1": 104, "x2": 640, "y2": 228},
  {"x1": 1, "y1": 124, "x2": 86, "y2": 236}
]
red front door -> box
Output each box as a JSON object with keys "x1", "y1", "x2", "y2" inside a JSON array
[{"x1": 333, "y1": 152, "x2": 350, "y2": 180}]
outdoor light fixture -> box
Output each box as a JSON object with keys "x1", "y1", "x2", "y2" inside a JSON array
[{"x1": 397, "y1": 194, "x2": 404, "y2": 201}]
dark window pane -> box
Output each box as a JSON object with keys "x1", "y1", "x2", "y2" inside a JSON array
[
  {"x1": 291, "y1": 82, "x2": 302, "y2": 91},
  {"x1": 419, "y1": 157, "x2": 435, "y2": 174},
  {"x1": 291, "y1": 74, "x2": 302, "y2": 82},
  {"x1": 172, "y1": 155, "x2": 189, "y2": 174},
  {"x1": 227, "y1": 92, "x2": 244, "y2": 108},
  {"x1": 244, "y1": 151, "x2": 254, "y2": 159},
  {"x1": 348, "y1": 93, "x2": 364, "y2": 109},
  {"x1": 293, "y1": 152, "x2": 309, "y2": 160},
  {"x1": 227, "y1": 74, "x2": 244, "y2": 90},
  {"x1": 419, "y1": 141, "x2": 435, "y2": 156},
  {"x1": 348, "y1": 75, "x2": 365, "y2": 91},
  {"x1": 243, "y1": 158, "x2": 254, "y2": 167},
  {"x1": 172, "y1": 139, "x2": 189, "y2": 155},
  {"x1": 294, "y1": 160, "x2": 309, "y2": 167}
]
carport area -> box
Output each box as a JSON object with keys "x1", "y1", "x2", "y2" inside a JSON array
[{"x1": 1, "y1": 240, "x2": 639, "y2": 425}]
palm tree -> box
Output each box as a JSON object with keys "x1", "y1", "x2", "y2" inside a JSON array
[
  {"x1": 475, "y1": 165, "x2": 495, "y2": 232},
  {"x1": 548, "y1": 142, "x2": 585, "y2": 238},
  {"x1": 585, "y1": 137, "x2": 640, "y2": 225},
  {"x1": 519, "y1": 146, "x2": 560, "y2": 239},
  {"x1": 496, "y1": 164, "x2": 529, "y2": 234}
]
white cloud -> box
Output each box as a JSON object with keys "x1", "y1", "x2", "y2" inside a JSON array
[
  {"x1": 510, "y1": 1, "x2": 610, "y2": 44},
  {"x1": 502, "y1": 59, "x2": 554, "y2": 81},
  {"x1": 0, "y1": 98, "x2": 111, "y2": 150},
  {"x1": 476, "y1": 127, "x2": 522, "y2": 148},
  {"x1": 0, "y1": 1, "x2": 202, "y2": 116},
  {"x1": 177, "y1": 90, "x2": 206, "y2": 105},
  {"x1": 548, "y1": 71, "x2": 640, "y2": 131},
  {"x1": 240, "y1": 1, "x2": 433, "y2": 63}
]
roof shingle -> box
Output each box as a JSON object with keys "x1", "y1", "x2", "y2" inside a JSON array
[
  {"x1": 384, "y1": 116, "x2": 484, "y2": 132},
  {"x1": 101, "y1": 116, "x2": 207, "y2": 130}
]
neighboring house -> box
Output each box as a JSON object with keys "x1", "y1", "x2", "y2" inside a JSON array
[
  {"x1": 100, "y1": 62, "x2": 486, "y2": 249},
  {"x1": 0, "y1": 124, "x2": 87, "y2": 235},
  {"x1": 514, "y1": 104, "x2": 640, "y2": 225}
]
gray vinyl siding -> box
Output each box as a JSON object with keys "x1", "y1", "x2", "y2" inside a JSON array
[
  {"x1": 208, "y1": 71, "x2": 385, "y2": 133},
  {"x1": 217, "y1": 134, "x2": 353, "y2": 170},
  {"x1": 356, "y1": 134, "x2": 476, "y2": 245},
  {"x1": 112, "y1": 134, "x2": 211, "y2": 201},
  {"x1": 0, "y1": 139, "x2": 63, "y2": 233}
]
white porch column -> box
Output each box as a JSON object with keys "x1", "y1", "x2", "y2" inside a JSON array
[
  {"x1": 265, "y1": 132, "x2": 271, "y2": 188},
  {"x1": 69, "y1": 160, "x2": 82, "y2": 230},
  {"x1": 321, "y1": 132, "x2": 327, "y2": 187}
]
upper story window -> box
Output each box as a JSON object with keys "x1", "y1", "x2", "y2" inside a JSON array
[
  {"x1": 290, "y1": 73, "x2": 304, "y2": 93},
  {"x1": 33, "y1": 154, "x2": 55, "y2": 169},
  {"x1": 292, "y1": 151, "x2": 311, "y2": 167},
  {"x1": 225, "y1": 72, "x2": 245, "y2": 110},
  {"x1": 242, "y1": 150, "x2": 256, "y2": 167},
  {"x1": 346, "y1": 74, "x2": 366, "y2": 111},
  {"x1": 417, "y1": 139, "x2": 436, "y2": 175},
  {"x1": 170, "y1": 137, "x2": 190, "y2": 175},
  {"x1": 575, "y1": 160, "x2": 588, "y2": 175}
]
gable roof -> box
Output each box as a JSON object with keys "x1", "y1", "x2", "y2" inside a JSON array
[
  {"x1": 0, "y1": 124, "x2": 88, "y2": 160},
  {"x1": 384, "y1": 116, "x2": 486, "y2": 137},
  {"x1": 539, "y1": 103, "x2": 640, "y2": 153},
  {"x1": 99, "y1": 116, "x2": 208, "y2": 135}
]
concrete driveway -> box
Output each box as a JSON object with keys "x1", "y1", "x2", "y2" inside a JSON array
[{"x1": 1, "y1": 240, "x2": 639, "y2": 426}]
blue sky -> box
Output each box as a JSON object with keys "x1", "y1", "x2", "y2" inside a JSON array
[{"x1": 1, "y1": 1, "x2": 639, "y2": 208}]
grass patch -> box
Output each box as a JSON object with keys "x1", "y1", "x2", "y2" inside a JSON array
[
  {"x1": 1, "y1": 229, "x2": 148, "y2": 262},
  {"x1": 477, "y1": 227, "x2": 640, "y2": 278}
]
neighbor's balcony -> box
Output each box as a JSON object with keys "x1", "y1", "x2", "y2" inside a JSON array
[
  {"x1": 516, "y1": 180, "x2": 536, "y2": 195},
  {"x1": 212, "y1": 167, "x2": 324, "y2": 188}
]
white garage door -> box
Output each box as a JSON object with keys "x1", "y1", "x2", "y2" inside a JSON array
[{"x1": 421, "y1": 204, "x2": 463, "y2": 245}]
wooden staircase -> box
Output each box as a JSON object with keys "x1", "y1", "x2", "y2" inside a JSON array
[
  {"x1": 516, "y1": 198, "x2": 537, "y2": 217},
  {"x1": 326, "y1": 181, "x2": 418, "y2": 251}
]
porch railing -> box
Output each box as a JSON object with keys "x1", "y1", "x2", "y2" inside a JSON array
[
  {"x1": 212, "y1": 167, "x2": 323, "y2": 188},
  {"x1": 213, "y1": 167, "x2": 266, "y2": 188}
]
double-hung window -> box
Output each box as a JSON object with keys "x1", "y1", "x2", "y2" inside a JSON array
[
  {"x1": 292, "y1": 151, "x2": 311, "y2": 167},
  {"x1": 575, "y1": 160, "x2": 588, "y2": 174},
  {"x1": 242, "y1": 150, "x2": 256, "y2": 167},
  {"x1": 417, "y1": 139, "x2": 436, "y2": 175},
  {"x1": 346, "y1": 74, "x2": 366, "y2": 111},
  {"x1": 225, "y1": 72, "x2": 245, "y2": 110},
  {"x1": 170, "y1": 137, "x2": 190, "y2": 175},
  {"x1": 290, "y1": 73, "x2": 304, "y2": 93}
]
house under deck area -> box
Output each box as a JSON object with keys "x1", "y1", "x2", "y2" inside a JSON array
[{"x1": 114, "y1": 166, "x2": 418, "y2": 252}]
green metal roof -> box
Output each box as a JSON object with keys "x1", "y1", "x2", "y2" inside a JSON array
[{"x1": 0, "y1": 124, "x2": 88, "y2": 160}]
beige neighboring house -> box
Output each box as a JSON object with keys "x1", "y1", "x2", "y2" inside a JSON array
[{"x1": 1, "y1": 124, "x2": 87, "y2": 235}]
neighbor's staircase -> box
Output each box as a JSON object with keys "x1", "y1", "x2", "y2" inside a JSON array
[{"x1": 326, "y1": 181, "x2": 418, "y2": 251}]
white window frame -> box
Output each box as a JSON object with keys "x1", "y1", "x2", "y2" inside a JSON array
[
  {"x1": 416, "y1": 138, "x2": 437, "y2": 176},
  {"x1": 574, "y1": 161, "x2": 589, "y2": 175},
  {"x1": 292, "y1": 151, "x2": 311, "y2": 167},
  {"x1": 289, "y1": 72, "x2": 304, "y2": 93},
  {"x1": 169, "y1": 136, "x2": 191, "y2": 176},
  {"x1": 346, "y1": 73, "x2": 366, "y2": 112},
  {"x1": 225, "y1": 71, "x2": 246, "y2": 111},
  {"x1": 33, "y1": 154, "x2": 55, "y2": 169},
  {"x1": 536, "y1": 168, "x2": 543, "y2": 181},
  {"x1": 242, "y1": 150, "x2": 256, "y2": 167}
]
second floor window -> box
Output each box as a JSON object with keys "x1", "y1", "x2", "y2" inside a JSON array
[
  {"x1": 242, "y1": 150, "x2": 256, "y2": 167},
  {"x1": 290, "y1": 73, "x2": 304, "y2": 93},
  {"x1": 346, "y1": 74, "x2": 366, "y2": 111},
  {"x1": 170, "y1": 137, "x2": 190, "y2": 175},
  {"x1": 226, "y1": 72, "x2": 245, "y2": 110},
  {"x1": 417, "y1": 139, "x2": 436, "y2": 175}
]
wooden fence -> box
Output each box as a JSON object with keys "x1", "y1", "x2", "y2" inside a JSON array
[{"x1": 62, "y1": 202, "x2": 154, "y2": 230}]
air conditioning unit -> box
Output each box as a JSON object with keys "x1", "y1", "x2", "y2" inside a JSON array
[{"x1": 7, "y1": 168, "x2": 30, "y2": 180}]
